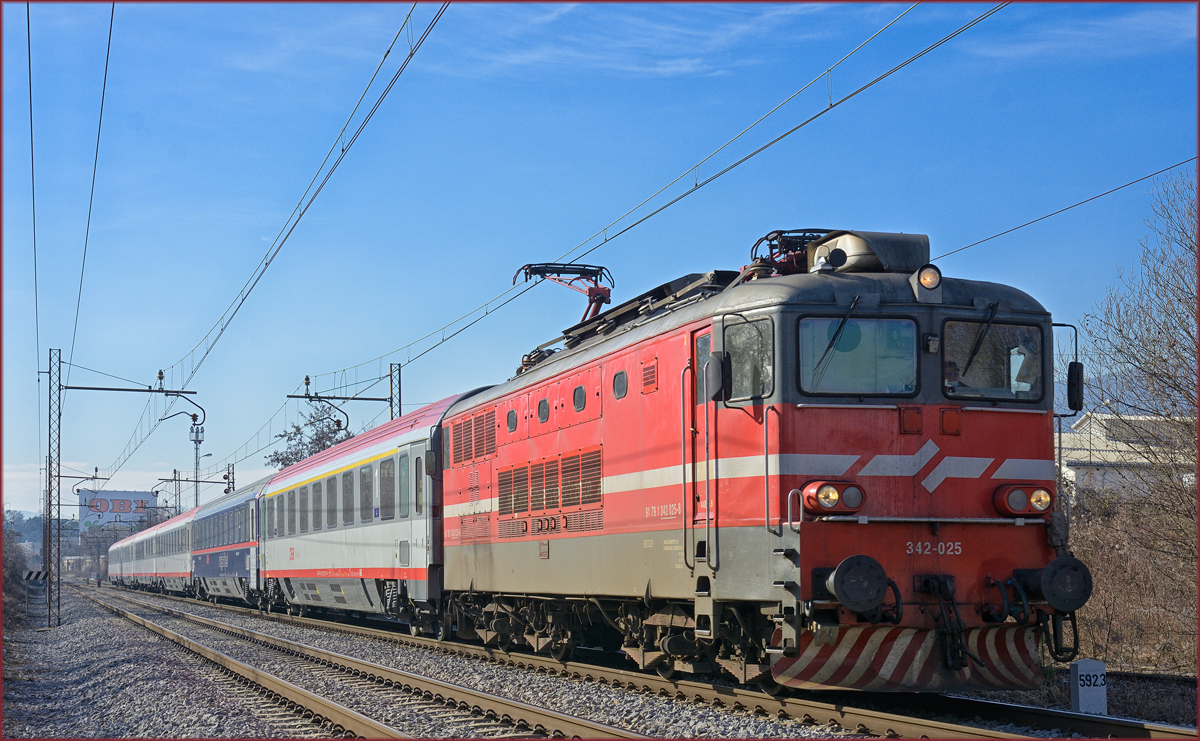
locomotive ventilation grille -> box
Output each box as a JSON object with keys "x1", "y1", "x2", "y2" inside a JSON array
[
  {"x1": 565, "y1": 510, "x2": 603, "y2": 532},
  {"x1": 498, "y1": 449, "x2": 602, "y2": 517},
  {"x1": 461, "y1": 514, "x2": 491, "y2": 540},
  {"x1": 452, "y1": 411, "x2": 496, "y2": 465}
]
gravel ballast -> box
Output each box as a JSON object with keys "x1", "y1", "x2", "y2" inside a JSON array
[
  {"x1": 95, "y1": 588, "x2": 865, "y2": 738},
  {"x1": 2, "y1": 587, "x2": 325, "y2": 738}
]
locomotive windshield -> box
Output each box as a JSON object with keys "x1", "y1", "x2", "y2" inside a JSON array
[
  {"x1": 798, "y1": 317, "x2": 917, "y2": 395},
  {"x1": 943, "y1": 321, "x2": 1042, "y2": 401}
]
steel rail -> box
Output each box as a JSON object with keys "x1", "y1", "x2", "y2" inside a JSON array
[
  {"x1": 76, "y1": 587, "x2": 410, "y2": 738},
  {"x1": 106, "y1": 584, "x2": 1197, "y2": 739},
  {"x1": 99, "y1": 587, "x2": 646, "y2": 739}
]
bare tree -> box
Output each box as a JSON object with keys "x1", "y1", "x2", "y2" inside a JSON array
[
  {"x1": 264, "y1": 404, "x2": 354, "y2": 470},
  {"x1": 1071, "y1": 170, "x2": 1197, "y2": 672}
]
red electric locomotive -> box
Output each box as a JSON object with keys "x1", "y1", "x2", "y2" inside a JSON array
[{"x1": 434, "y1": 228, "x2": 1091, "y2": 692}]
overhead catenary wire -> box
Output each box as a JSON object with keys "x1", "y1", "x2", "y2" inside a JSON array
[
  {"x1": 27, "y1": 3, "x2": 44, "y2": 467},
  {"x1": 569, "y1": 3, "x2": 1010, "y2": 265},
  {"x1": 99, "y1": 3, "x2": 448, "y2": 483},
  {"x1": 303, "y1": 2, "x2": 931, "y2": 395},
  {"x1": 217, "y1": 4, "x2": 1002, "y2": 467},
  {"x1": 66, "y1": 1, "x2": 116, "y2": 387},
  {"x1": 931, "y1": 156, "x2": 1199, "y2": 261}
]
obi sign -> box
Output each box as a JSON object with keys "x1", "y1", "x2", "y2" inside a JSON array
[{"x1": 78, "y1": 489, "x2": 157, "y2": 531}]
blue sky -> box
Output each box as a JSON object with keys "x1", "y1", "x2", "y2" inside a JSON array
[{"x1": 3, "y1": 3, "x2": 1196, "y2": 514}]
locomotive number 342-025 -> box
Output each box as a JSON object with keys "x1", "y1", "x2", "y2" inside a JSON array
[{"x1": 905, "y1": 541, "x2": 963, "y2": 555}]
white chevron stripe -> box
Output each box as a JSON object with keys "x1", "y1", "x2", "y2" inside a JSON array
[
  {"x1": 858, "y1": 439, "x2": 939, "y2": 477},
  {"x1": 921, "y1": 456, "x2": 994, "y2": 492},
  {"x1": 991, "y1": 458, "x2": 1056, "y2": 480}
]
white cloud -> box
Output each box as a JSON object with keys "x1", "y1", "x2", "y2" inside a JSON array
[
  {"x1": 964, "y1": 7, "x2": 1196, "y2": 61},
  {"x1": 431, "y1": 4, "x2": 847, "y2": 78}
]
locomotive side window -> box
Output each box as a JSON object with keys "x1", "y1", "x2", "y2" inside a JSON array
[
  {"x1": 725, "y1": 317, "x2": 774, "y2": 400},
  {"x1": 507, "y1": 410, "x2": 517, "y2": 432},
  {"x1": 312, "y1": 480, "x2": 322, "y2": 531},
  {"x1": 695, "y1": 334, "x2": 712, "y2": 404},
  {"x1": 299, "y1": 486, "x2": 309, "y2": 532},
  {"x1": 612, "y1": 371, "x2": 627, "y2": 399},
  {"x1": 798, "y1": 318, "x2": 917, "y2": 396},
  {"x1": 415, "y1": 456, "x2": 424, "y2": 514},
  {"x1": 942, "y1": 321, "x2": 1043, "y2": 402},
  {"x1": 537, "y1": 398, "x2": 550, "y2": 423},
  {"x1": 360, "y1": 465, "x2": 374, "y2": 523},
  {"x1": 342, "y1": 471, "x2": 354, "y2": 525},
  {"x1": 326, "y1": 476, "x2": 338, "y2": 529},
  {"x1": 573, "y1": 385, "x2": 586, "y2": 412},
  {"x1": 398, "y1": 455, "x2": 410, "y2": 518},
  {"x1": 287, "y1": 489, "x2": 297, "y2": 535},
  {"x1": 380, "y1": 457, "x2": 396, "y2": 520}
]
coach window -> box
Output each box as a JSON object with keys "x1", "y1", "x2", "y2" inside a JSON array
[
  {"x1": 276, "y1": 497, "x2": 285, "y2": 538},
  {"x1": 267, "y1": 501, "x2": 275, "y2": 539},
  {"x1": 380, "y1": 457, "x2": 396, "y2": 520},
  {"x1": 537, "y1": 398, "x2": 549, "y2": 423},
  {"x1": 287, "y1": 489, "x2": 297, "y2": 535},
  {"x1": 415, "y1": 457, "x2": 424, "y2": 514},
  {"x1": 327, "y1": 477, "x2": 338, "y2": 529},
  {"x1": 573, "y1": 385, "x2": 586, "y2": 412},
  {"x1": 725, "y1": 317, "x2": 774, "y2": 400},
  {"x1": 360, "y1": 465, "x2": 374, "y2": 523},
  {"x1": 312, "y1": 480, "x2": 323, "y2": 531},
  {"x1": 299, "y1": 486, "x2": 309, "y2": 532},
  {"x1": 235, "y1": 508, "x2": 242, "y2": 543},
  {"x1": 398, "y1": 455, "x2": 410, "y2": 518},
  {"x1": 342, "y1": 471, "x2": 354, "y2": 525},
  {"x1": 612, "y1": 371, "x2": 627, "y2": 399}
]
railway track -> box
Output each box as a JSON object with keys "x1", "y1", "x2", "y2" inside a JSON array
[
  {"x1": 81, "y1": 586, "x2": 647, "y2": 739},
  {"x1": 101, "y1": 584, "x2": 1196, "y2": 739}
]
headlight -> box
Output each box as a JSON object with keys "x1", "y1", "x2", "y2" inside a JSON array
[
  {"x1": 1006, "y1": 488, "x2": 1028, "y2": 511},
  {"x1": 817, "y1": 485, "x2": 840, "y2": 508},
  {"x1": 841, "y1": 486, "x2": 864, "y2": 509},
  {"x1": 1030, "y1": 489, "x2": 1052, "y2": 511},
  {"x1": 917, "y1": 265, "x2": 941, "y2": 289}
]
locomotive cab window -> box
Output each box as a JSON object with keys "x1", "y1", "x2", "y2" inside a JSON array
[
  {"x1": 612, "y1": 370, "x2": 627, "y2": 399},
  {"x1": 537, "y1": 398, "x2": 549, "y2": 423},
  {"x1": 506, "y1": 409, "x2": 517, "y2": 432},
  {"x1": 724, "y1": 317, "x2": 774, "y2": 400},
  {"x1": 798, "y1": 317, "x2": 917, "y2": 396},
  {"x1": 573, "y1": 385, "x2": 586, "y2": 412},
  {"x1": 943, "y1": 320, "x2": 1043, "y2": 401}
]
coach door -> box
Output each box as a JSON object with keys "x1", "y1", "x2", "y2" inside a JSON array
[
  {"x1": 405, "y1": 441, "x2": 432, "y2": 600},
  {"x1": 689, "y1": 329, "x2": 715, "y2": 564}
]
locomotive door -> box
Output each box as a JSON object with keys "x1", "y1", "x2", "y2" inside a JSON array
[{"x1": 689, "y1": 330, "x2": 714, "y2": 549}]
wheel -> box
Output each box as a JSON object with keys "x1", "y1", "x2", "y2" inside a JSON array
[
  {"x1": 434, "y1": 620, "x2": 450, "y2": 642},
  {"x1": 758, "y1": 676, "x2": 787, "y2": 697},
  {"x1": 550, "y1": 638, "x2": 575, "y2": 663},
  {"x1": 655, "y1": 660, "x2": 678, "y2": 681}
]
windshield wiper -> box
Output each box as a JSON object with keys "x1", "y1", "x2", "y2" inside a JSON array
[
  {"x1": 811, "y1": 295, "x2": 860, "y2": 390},
  {"x1": 960, "y1": 302, "x2": 999, "y2": 379}
]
